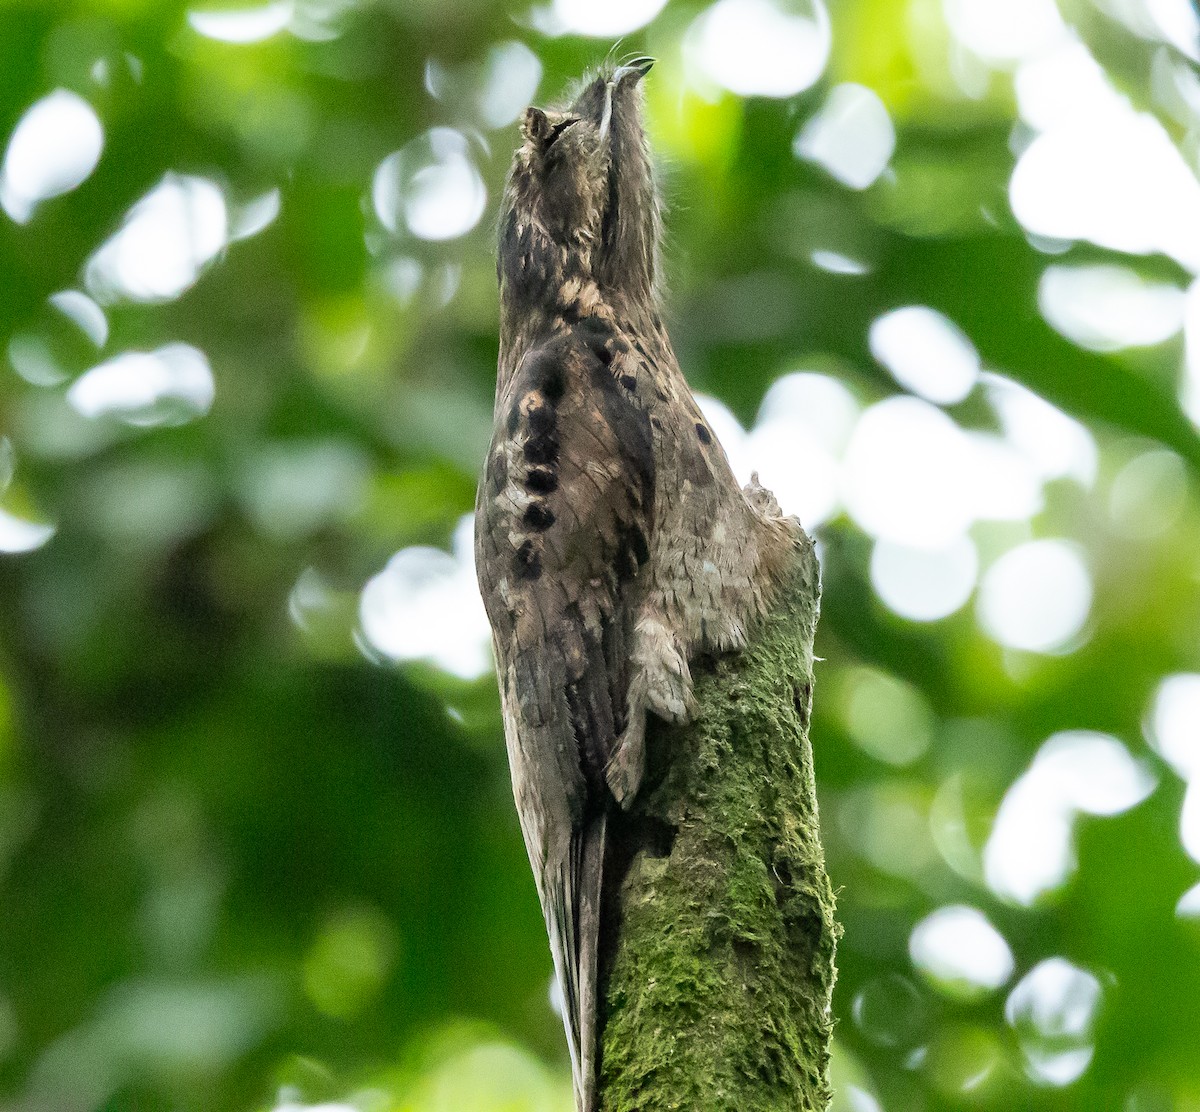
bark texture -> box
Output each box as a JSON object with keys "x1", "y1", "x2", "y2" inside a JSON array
[{"x1": 598, "y1": 538, "x2": 837, "y2": 1112}]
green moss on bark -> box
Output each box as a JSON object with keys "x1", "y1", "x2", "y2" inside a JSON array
[{"x1": 599, "y1": 539, "x2": 838, "y2": 1112}]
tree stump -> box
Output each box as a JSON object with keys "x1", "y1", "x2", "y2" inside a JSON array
[{"x1": 599, "y1": 536, "x2": 839, "y2": 1111}]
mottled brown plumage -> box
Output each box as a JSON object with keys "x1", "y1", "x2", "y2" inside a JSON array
[{"x1": 475, "y1": 60, "x2": 798, "y2": 1112}]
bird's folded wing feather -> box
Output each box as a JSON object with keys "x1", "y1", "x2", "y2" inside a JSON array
[
  {"x1": 474, "y1": 325, "x2": 655, "y2": 1102},
  {"x1": 477, "y1": 326, "x2": 655, "y2": 807}
]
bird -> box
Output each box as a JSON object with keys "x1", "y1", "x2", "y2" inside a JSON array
[{"x1": 474, "y1": 58, "x2": 798, "y2": 1112}]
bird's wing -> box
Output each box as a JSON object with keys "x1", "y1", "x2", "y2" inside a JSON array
[
  {"x1": 475, "y1": 323, "x2": 655, "y2": 1109},
  {"x1": 477, "y1": 324, "x2": 656, "y2": 802}
]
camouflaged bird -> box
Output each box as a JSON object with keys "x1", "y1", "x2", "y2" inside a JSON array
[{"x1": 475, "y1": 58, "x2": 799, "y2": 1112}]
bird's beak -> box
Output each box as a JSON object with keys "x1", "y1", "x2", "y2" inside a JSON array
[
  {"x1": 601, "y1": 57, "x2": 654, "y2": 139},
  {"x1": 612, "y1": 56, "x2": 655, "y2": 86}
]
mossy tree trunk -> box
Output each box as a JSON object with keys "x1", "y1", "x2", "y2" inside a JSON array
[{"x1": 598, "y1": 538, "x2": 838, "y2": 1112}]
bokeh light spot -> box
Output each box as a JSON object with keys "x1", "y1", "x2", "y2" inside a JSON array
[
  {"x1": 48, "y1": 290, "x2": 108, "y2": 348},
  {"x1": 240, "y1": 441, "x2": 369, "y2": 540},
  {"x1": 851, "y1": 974, "x2": 924, "y2": 1048},
  {"x1": 373, "y1": 129, "x2": 486, "y2": 242},
  {"x1": 944, "y1": 0, "x2": 1067, "y2": 63},
  {"x1": 1108, "y1": 449, "x2": 1187, "y2": 540},
  {"x1": 926, "y1": 1025, "x2": 1005, "y2": 1098},
  {"x1": 745, "y1": 422, "x2": 838, "y2": 528},
  {"x1": 359, "y1": 516, "x2": 492, "y2": 680},
  {"x1": 1146, "y1": 673, "x2": 1200, "y2": 780},
  {"x1": 1, "y1": 90, "x2": 104, "y2": 224},
  {"x1": 0, "y1": 509, "x2": 55, "y2": 554},
  {"x1": 1098, "y1": 0, "x2": 1200, "y2": 62},
  {"x1": 550, "y1": 0, "x2": 668, "y2": 36},
  {"x1": 977, "y1": 539, "x2": 1091, "y2": 653},
  {"x1": 394, "y1": 1036, "x2": 568, "y2": 1110},
  {"x1": 983, "y1": 373, "x2": 1097, "y2": 485},
  {"x1": 1144, "y1": 674, "x2": 1200, "y2": 864},
  {"x1": 841, "y1": 666, "x2": 935, "y2": 766},
  {"x1": 1176, "y1": 881, "x2": 1200, "y2": 918},
  {"x1": 1014, "y1": 38, "x2": 1127, "y2": 133},
  {"x1": 1038, "y1": 264, "x2": 1184, "y2": 352},
  {"x1": 909, "y1": 905, "x2": 1014, "y2": 997},
  {"x1": 426, "y1": 41, "x2": 543, "y2": 131},
  {"x1": 704, "y1": 373, "x2": 860, "y2": 528},
  {"x1": 1010, "y1": 47, "x2": 1200, "y2": 273},
  {"x1": 962, "y1": 432, "x2": 1043, "y2": 521},
  {"x1": 869, "y1": 306, "x2": 979, "y2": 405},
  {"x1": 1005, "y1": 958, "x2": 1102, "y2": 1086},
  {"x1": 843, "y1": 397, "x2": 974, "y2": 548},
  {"x1": 187, "y1": 1, "x2": 295, "y2": 43},
  {"x1": 794, "y1": 83, "x2": 895, "y2": 190},
  {"x1": 86, "y1": 174, "x2": 228, "y2": 303},
  {"x1": 810, "y1": 250, "x2": 870, "y2": 275},
  {"x1": 839, "y1": 781, "x2": 938, "y2": 878},
  {"x1": 985, "y1": 731, "x2": 1153, "y2": 905},
  {"x1": 687, "y1": 0, "x2": 831, "y2": 99},
  {"x1": 230, "y1": 188, "x2": 281, "y2": 241},
  {"x1": 68, "y1": 345, "x2": 215, "y2": 427},
  {"x1": 8, "y1": 334, "x2": 66, "y2": 387},
  {"x1": 478, "y1": 42, "x2": 543, "y2": 129},
  {"x1": 757, "y1": 371, "x2": 860, "y2": 454},
  {"x1": 1181, "y1": 277, "x2": 1200, "y2": 430},
  {"x1": 871, "y1": 536, "x2": 978, "y2": 622}
]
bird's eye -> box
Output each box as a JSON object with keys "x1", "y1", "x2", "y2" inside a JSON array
[{"x1": 547, "y1": 118, "x2": 579, "y2": 146}]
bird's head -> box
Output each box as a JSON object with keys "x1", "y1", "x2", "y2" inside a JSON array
[{"x1": 500, "y1": 58, "x2": 660, "y2": 305}]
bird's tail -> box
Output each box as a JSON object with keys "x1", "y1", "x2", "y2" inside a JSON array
[{"x1": 548, "y1": 811, "x2": 607, "y2": 1112}]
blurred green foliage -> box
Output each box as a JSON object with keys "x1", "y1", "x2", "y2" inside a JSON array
[{"x1": 2, "y1": 0, "x2": 1200, "y2": 1110}]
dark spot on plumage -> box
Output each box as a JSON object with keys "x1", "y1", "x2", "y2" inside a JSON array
[
  {"x1": 525, "y1": 467, "x2": 559, "y2": 494},
  {"x1": 655, "y1": 387, "x2": 667, "y2": 402},
  {"x1": 506, "y1": 406, "x2": 520, "y2": 437},
  {"x1": 523, "y1": 349, "x2": 566, "y2": 402},
  {"x1": 565, "y1": 676, "x2": 611, "y2": 796},
  {"x1": 542, "y1": 368, "x2": 565, "y2": 402},
  {"x1": 615, "y1": 545, "x2": 639, "y2": 583},
  {"x1": 612, "y1": 521, "x2": 649, "y2": 584},
  {"x1": 578, "y1": 315, "x2": 608, "y2": 337},
  {"x1": 596, "y1": 333, "x2": 632, "y2": 367},
  {"x1": 524, "y1": 431, "x2": 560, "y2": 465},
  {"x1": 650, "y1": 415, "x2": 663, "y2": 430},
  {"x1": 523, "y1": 502, "x2": 556, "y2": 531},
  {"x1": 527, "y1": 403, "x2": 556, "y2": 435},
  {"x1": 619, "y1": 374, "x2": 637, "y2": 392},
  {"x1": 625, "y1": 521, "x2": 651, "y2": 566},
  {"x1": 696, "y1": 422, "x2": 712, "y2": 444},
  {"x1": 514, "y1": 539, "x2": 542, "y2": 580}
]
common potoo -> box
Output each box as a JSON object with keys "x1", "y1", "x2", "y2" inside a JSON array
[{"x1": 475, "y1": 60, "x2": 798, "y2": 1112}]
